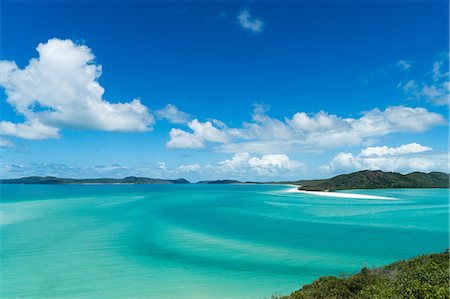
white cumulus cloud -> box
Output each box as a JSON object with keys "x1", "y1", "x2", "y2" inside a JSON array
[
  {"x1": 0, "y1": 120, "x2": 59, "y2": 140},
  {"x1": 322, "y1": 143, "x2": 447, "y2": 174},
  {"x1": 288, "y1": 111, "x2": 351, "y2": 133},
  {"x1": 167, "y1": 119, "x2": 228, "y2": 149},
  {"x1": 166, "y1": 105, "x2": 445, "y2": 154},
  {"x1": 215, "y1": 152, "x2": 303, "y2": 176},
  {"x1": 359, "y1": 143, "x2": 432, "y2": 157},
  {"x1": 0, "y1": 38, "x2": 154, "y2": 140}
]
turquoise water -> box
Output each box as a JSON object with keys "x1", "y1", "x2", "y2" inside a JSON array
[{"x1": 0, "y1": 184, "x2": 448, "y2": 298}]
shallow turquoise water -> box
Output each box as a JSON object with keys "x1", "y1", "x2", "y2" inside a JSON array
[{"x1": 0, "y1": 184, "x2": 448, "y2": 298}]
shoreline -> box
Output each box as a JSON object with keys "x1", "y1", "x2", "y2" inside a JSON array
[
  {"x1": 295, "y1": 189, "x2": 397, "y2": 200},
  {"x1": 279, "y1": 184, "x2": 398, "y2": 200}
]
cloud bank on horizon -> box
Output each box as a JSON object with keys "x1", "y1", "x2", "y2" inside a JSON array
[{"x1": 0, "y1": 38, "x2": 448, "y2": 180}]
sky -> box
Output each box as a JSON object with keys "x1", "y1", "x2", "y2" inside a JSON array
[{"x1": 0, "y1": 0, "x2": 448, "y2": 181}]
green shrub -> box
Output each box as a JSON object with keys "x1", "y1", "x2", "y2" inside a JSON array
[{"x1": 273, "y1": 250, "x2": 449, "y2": 299}]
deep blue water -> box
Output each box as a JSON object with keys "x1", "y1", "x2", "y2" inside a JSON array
[{"x1": 0, "y1": 184, "x2": 448, "y2": 298}]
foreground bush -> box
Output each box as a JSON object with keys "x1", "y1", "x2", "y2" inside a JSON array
[{"x1": 274, "y1": 250, "x2": 449, "y2": 299}]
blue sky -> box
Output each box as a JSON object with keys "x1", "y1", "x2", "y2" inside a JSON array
[{"x1": 0, "y1": 0, "x2": 448, "y2": 181}]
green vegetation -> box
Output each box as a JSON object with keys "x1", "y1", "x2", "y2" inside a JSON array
[
  {"x1": 197, "y1": 179, "x2": 243, "y2": 184},
  {"x1": 273, "y1": 250, "x2": 449, "y2": 299},
  {"x1": 0, "y1": 176, "x2": 190, "y2": 184},
  {"x1": 295, "y1": 170, "x2": 449, "y2": 191}
]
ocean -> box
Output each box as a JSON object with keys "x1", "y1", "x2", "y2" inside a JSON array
[{"x1": 0, "y1": 184, "x2": 448, "y2": 298}]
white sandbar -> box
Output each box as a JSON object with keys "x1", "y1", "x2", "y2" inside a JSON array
[{"x1": 296, "y1": 189, "x2": 397, "y2": 200}]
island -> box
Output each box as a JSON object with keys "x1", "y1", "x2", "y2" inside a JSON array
[
  {"x1": 197, "y1": 170, "x2": 449, "y2": 190},
  {"x1": 197, "y1": 179, "x2": 243, "y2": 184},
  {"x1": 1, "y1": 170, "x2": 448, "y2": 189},
  {"x1": 0, "y1": 176, "x2": 190, "y2": 185},
  {"x1": 273, "y1": 250, "x2": 449, "y2": 299},
  {"x1": 291, "y1": 170, "x2": 449, "y2": 191}
]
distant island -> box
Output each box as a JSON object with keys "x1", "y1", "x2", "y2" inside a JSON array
[
  {"x1": 0, "y1": 176, "x2": 190, "y2": 185},
  {"x1": 273, "y1": 250, "x2": 449, "y2": 299},
  {"x1": 1, "y1": 170, "x2": 449, "y2": 189},
  {"x1": 199, "y1": 170, "x2": 449, "y2": 190},
  {"x1": 197, "y1": 179, "x2": 242, "y2": 184},
  {"x1": 293, "y1": 170, "x2": 449, "y2": 191}
]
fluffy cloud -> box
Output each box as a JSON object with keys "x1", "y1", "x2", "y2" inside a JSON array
[
  {"x1": 155, "y1": 104, "x2": 190, "y2": 124},
  {"x1": 323, "y1": 143, "x2": 448, "y2": 174},
  {"x1": 215, "y1": 152, "x2": 303, "y2": 176},
  {"x1": 235, "y1": 104, "x2": 293, "y2": 140},
  {"x1": 325, "y1": 153, "x2": 360, "y2": 171},
  {"x1": 358, "y1": 106, "x2": 444, "y2": 133},
  {"x1": 288, "y1": 111, "x2": 351, "y2": 133},
  {"x1": 237, "y1": 9, "x2": 264, "y2": 33},
  {"x1": 171, "y1": 105, "x2": 444, "y2": 154},
  {"x1": 217, "y1": 152, "x2": 251, "y2": 172},
  {"x1": 359, "y1": 143, "x2": 432, "y2": 157},
  {"x1": 248, "y1": 154, "x2": 302, "y2": 175},
  {"x1": 400, "y1": 53, "x2": 449, "y2": 106},
  {"x1": 0, "y1": 38, "x2": 154, "y2": 140},
  {"x1": 167, "y1": 119, "x2": 228, "y2": 149},
  {"x1": 0, "y1": 120, "x2": 59, "y2": 140}
]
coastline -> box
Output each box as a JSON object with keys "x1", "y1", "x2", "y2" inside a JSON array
[
  {"x1": 2, "y1": 170, "x2": 448, "y2": 189},
  {"x1": 278, "y1": 183, "x2": 398, "y2": 200},
  {"x1": 294, "y1": 189, "x2": 397, "y2": 200}
]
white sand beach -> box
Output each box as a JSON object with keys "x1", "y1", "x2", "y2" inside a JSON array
[{"x1": 295, "y1": 189, "x2": 397, "y2": 200}]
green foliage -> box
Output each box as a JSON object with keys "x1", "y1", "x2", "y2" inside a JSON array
[
  {"x1": 197, "y1": 179, "x2": 243, "y2": 184},
  {"x1": 274, "y1": 250, "x2": 449, "y2": 299},
  {"x1": 296, "y1": 170, "x2": 449, "y2": 191}
]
